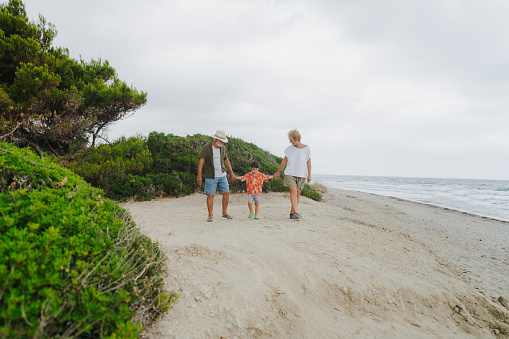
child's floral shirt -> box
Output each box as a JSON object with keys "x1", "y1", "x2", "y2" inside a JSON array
[{"x1": 241, "y1": 172, "x2": 270, "y2": 195}]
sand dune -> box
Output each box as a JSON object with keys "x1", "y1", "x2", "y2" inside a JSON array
[{"x1": 121, "y1": 188, "x2": 509, "y2": 338}]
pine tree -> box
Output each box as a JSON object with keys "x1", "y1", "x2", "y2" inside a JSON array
[{"x1": 0, "y1": 0, "x2": 147, "y2": 156}]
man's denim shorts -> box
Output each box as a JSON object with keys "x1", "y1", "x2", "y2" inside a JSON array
[{"x1": 204, "y1": 176, "x2": 229, "y2": 195}]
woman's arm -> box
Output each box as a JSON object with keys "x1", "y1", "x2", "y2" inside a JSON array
[
  {"x1": 306, "y1": 158, "x2": 312, "y2": 183},
  {"x1": 273, "y1": 157, "x2": 288, "y2": 180}
]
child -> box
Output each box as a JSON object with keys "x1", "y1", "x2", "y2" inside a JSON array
[{"x1": 237, "y1": 161, "x2": 273, "y2": 220}]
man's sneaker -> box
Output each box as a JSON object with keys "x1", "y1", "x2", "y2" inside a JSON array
[
  {"x1": 290, "y1": 213, "x2": 300, "y2": 220},
  {"x1": 248, "y1": 212, "x2": 254, "y2": 218},
  {"x1": 254, "y1": 216, "x2": 259, "y2": 220}
]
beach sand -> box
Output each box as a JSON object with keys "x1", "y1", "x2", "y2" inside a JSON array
[{"x1": 121, "y1": 188, "x2": 509, "y2": 338}]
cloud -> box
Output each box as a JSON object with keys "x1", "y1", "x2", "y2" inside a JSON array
[{"x1": 23, "y1": 0, "x2": 509, "y2": 179}]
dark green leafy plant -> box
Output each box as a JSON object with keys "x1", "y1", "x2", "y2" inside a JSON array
[
  {"x1": 146, "y1": 132, "x2": 209, "y2": 176},
  {"x1": 0, "y1": 142, "x2": 176, "y2": 338},
  {"x1": 64, "y1": 135, "x2": 152, "y2": 188}
]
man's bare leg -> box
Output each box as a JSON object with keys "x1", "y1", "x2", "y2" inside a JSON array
[
  {"x1": 222, "y1": 192, "x2": 230, "y2": 216},
  {"x1": 207, "y1": 195, "x2": 214, "y2": 218}
]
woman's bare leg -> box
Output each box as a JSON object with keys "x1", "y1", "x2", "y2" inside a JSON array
[{"x1": 289, "y1": 186, "x2": 298, "y2": 214}]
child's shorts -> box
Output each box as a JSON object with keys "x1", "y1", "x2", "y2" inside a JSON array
[
  {"x1": 248, "y1": 194, "x2": 261, "y2": 203},
  {"x1": 284, "y1": 175, "x2": 306, "y2": 191}
]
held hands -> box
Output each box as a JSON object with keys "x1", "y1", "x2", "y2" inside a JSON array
[{"x1": 273, "y1": 172, "x2": 280, "y2": 180}]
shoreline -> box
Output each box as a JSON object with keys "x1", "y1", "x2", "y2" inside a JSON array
[
  {"x1": 122, "y1": 188, "x2": 509, "y2": 338},
  {"x1": 331, "y1": 187, "x2": 509, "y2": 224},
  {"x1": 312, "y1": 175, "x2": 509, "y2": 223}
]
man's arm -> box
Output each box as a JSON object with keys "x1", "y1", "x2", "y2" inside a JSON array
[
  {"x1": 197, "y1": 158, "x2": 205, "y2": 185},
  {"x1": 273, "y1": 156, "x2": 288, "y2": 180},
  {"x1": 225, "y1": 158, "x2": 236, "y2": 181}
]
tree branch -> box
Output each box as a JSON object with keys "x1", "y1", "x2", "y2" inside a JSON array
[
  {"x1": 134, "y1": 262, "x2": 161, "y2": 282},
  {"x1": 0, "y1": 124, "x2": 20, "y2": 141}
]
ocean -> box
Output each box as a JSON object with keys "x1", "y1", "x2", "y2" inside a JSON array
[{"x1": 312, "y1": 174, "x2": 509, "y2": 222}]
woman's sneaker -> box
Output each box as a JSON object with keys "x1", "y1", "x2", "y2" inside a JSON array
[
  {"x1": 290, "y1": 213, "x2": 300, "y2": 220},
  {"x1": 248, "y1": 212, "x2": 254, "y2": 218}
]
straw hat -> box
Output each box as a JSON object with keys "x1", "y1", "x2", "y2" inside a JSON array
[{"x1": 212, "y1": 130, "x2": 228, "y2": 143}]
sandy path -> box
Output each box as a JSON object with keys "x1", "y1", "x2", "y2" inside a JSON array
[{"x1": 121, "y1": 189, "x2": 509, "y2": 338}]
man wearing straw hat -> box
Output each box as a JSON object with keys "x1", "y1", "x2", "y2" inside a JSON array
[{"x1": 197, "y1": 130, "x2": 236, "y2": 222}]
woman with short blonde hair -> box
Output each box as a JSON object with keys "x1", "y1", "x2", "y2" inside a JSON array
[
  {"x1": 274, "y1": 129, "x2": 311, "y2": 220},
  {"x1": 288, "y1": 129, "x2": 301, "y2": 142}
]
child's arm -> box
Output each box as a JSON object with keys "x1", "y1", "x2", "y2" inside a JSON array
[{"x1": 235, "y1": 173, "x2": 247, "y2": 181}]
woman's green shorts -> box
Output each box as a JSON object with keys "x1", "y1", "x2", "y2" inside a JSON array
[{"x1": 284, "y1": 175, "x2": 306, "y2": 191}]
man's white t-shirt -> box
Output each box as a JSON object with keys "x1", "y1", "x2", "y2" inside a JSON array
[
  {"x1": 284, "y1": 145, "x2": 311, "y2": 178},
  {"x1": 213, "y1": 146, "x2": 226, "y2": 178}
]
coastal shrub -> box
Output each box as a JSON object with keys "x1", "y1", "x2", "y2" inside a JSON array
[
  {"x1": 146, "y1": 132, "x2": 208, "y2": 176},
  {"x1": 64, "y1": 135, "x2": 152, "y2": 187},
  {"x1": 107, "y1": 173, "x2": 157, "y2": 201},
  {"x1": 301, "y1": 184, "x2": 322, "y2": 201},
  {"x1": 0, "y1": 142, "x2": 176, "y2": 338},
  {"x1": 105, "y1": 172, "x2": 196, "y2": 202},
  {"x1": 149, "y1": 172, "x2": 196, "y2": 197}
]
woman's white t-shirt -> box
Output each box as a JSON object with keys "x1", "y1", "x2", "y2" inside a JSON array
[{"x1": 284, "y1": 145, "x2": 311, "y2": 178}]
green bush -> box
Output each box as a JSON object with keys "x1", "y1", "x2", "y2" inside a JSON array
[
  {"x1": 65, "y1": 136, "x2": 152, "y2": 188},
  {"x1": 146, "y1": 132, "x2": 208, "y2": 176},
  {"x1": 0, "y1": 142, "x2": 176, "y2": 338},
  {"x1": 105, "y1": 172, "x2": 196, "y2": 202},
  {"x1": 107, "y1": 173, "x2": 156, "y2": 201}
]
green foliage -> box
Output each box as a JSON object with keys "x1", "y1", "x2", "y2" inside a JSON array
[
  {"x1": 0, "y1": 142, "x2": 176, "y2": 338},
  {"x1": 106, "y1": 172, "x2": 196, "y2": 201},
  {"x1": 0, "y1": 0, "x2": 43, "y2": 83},
  {"x1": 301, "y1": 184, "x2": 322, "y2": 201},
  {"x1": 65, "y1": 136, "x2": 152, "y2": 187},
  {"x1": 65, "y1": 133, "x2": 200, "y2": 201},
  {"x1": 146, "y1": 132, "x2": 209, "y2": 175},
  {"x1": 63, "y1": 132, "x2": 321, "y2": 202},
  {"x1": 0, "y1": 0, "x2": 147, "y2": 156}
]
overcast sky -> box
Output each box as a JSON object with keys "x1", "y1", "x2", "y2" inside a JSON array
[{"x1": 23, "y1": 0, "x2": 509, "y2": 180}]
